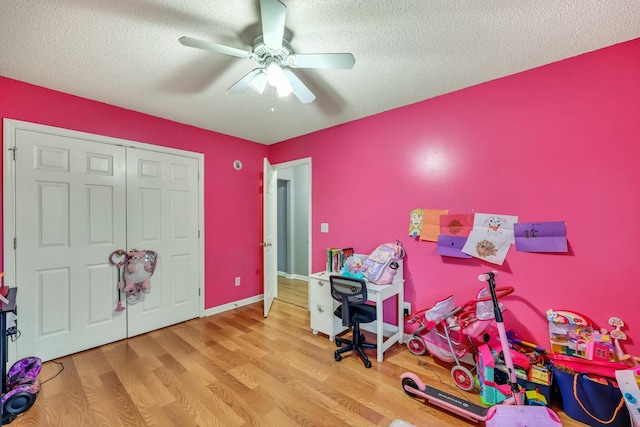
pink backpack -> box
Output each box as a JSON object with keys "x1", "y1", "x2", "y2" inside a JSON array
[{"x1": 362, "y1": 240, "x2": 405, "y2": 284}]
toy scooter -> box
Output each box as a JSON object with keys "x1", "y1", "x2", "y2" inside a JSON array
[{"x1": 401, "y1": 271, "x2": 562, "y2": 426}]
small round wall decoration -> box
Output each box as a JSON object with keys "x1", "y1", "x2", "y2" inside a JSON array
[{"x1": 233, "y1": 160, "x2": 242, "y2": 170}]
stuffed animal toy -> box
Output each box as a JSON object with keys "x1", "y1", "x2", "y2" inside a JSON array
[{"x1": 122, "y1": 250, "x2": 157, "y2": 304}]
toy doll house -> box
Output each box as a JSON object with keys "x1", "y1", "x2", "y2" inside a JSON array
[{"x1": 546, "y1": 309, "x2": 614, "y2": 362}]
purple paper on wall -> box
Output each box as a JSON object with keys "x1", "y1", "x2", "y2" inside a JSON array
[
  {"x1": 436, "y1": 235, "x2": 472, "y2": 258},
  {"x1": 514, "y1": 222, "x2": 568, "y2": 253}
]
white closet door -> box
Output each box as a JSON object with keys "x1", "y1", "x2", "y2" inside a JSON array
[
  {"x1": 13, "y1": 129, "x2": 127, "y2": 362},
  {"x1": 125, "y1": 148, "x2": 200, "y2": 337}
]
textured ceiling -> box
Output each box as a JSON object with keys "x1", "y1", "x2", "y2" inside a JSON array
[{"x1": 1, "y1": 1, "x2": 639, "y2": 145}]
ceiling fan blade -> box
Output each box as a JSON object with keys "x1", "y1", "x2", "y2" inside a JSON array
[
  {"x1": 283, "y1": 69, "x2": 316, "y2": 104},
  {"x1": 179, "y1": 36, "x2": 255, "y2": 60},
  {"x1": 227, "y1": 68, "x2": 263, "y2": 93},
  {"x1": 260, "y1": 0, "x2": 286, "y2": 50},
  {"x1": 287, "y1": 53, "x2": 355, "y2": 69}
]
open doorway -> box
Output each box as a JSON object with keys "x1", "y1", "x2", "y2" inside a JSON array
[{"x1": 274, "y1": 158, "x2": 311, "y2": 309}]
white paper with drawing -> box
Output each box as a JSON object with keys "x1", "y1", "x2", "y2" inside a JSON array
[{"x1": 462, "y1": 213, "x2": 518, "y2": 265}]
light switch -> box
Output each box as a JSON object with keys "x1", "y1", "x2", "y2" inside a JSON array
[{"x1": 321, "y1": 223, "x2": 329, "y2": 233}]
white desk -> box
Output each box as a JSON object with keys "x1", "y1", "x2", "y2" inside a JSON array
[{"x1": 308, "y1": 260, "x2": 404, "y2": 362}]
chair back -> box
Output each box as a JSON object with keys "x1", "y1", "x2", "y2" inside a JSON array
[{"x1": 330, "y1": 275, "x2": 368, "y2": 327}]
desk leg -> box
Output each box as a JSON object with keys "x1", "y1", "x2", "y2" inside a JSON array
[
  {"x1": 398, "y1": 288, "x2": 404, "y2": 344},
  {"x1": 376, "y1": 294, "x2": 383, "y2": 362}
]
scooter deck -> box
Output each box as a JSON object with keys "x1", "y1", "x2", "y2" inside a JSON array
[{"x1": 421, "y1": 383, "x2": 488, "y2": 418}]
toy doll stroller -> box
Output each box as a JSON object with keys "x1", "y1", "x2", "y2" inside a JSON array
[{"x1": 406, "y1": 285, "x2": 512, "y2": 391}]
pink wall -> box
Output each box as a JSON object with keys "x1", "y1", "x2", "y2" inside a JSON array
[
  {"x1": 0, "y1": 77, "x2": 268, "y2": 309},
  {"x1": 269, "y1": 38, "x2": 640, "y2": 355}
]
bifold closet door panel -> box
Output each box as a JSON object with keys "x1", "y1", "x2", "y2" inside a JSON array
[
  {"x1": 125, "y1": 148, "x2": 200, "y2": 338},
  {"x1": 14, "y1": 129, "x2": 128, "y2": 362}
]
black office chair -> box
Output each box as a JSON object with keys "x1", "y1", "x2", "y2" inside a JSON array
[{"x1": 330, "y1": 275, "x2": 377, "y2": 368}]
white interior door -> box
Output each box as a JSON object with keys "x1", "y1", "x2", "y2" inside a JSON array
[
  {"x1": 263, "y1": 158, "x2": 277, "y2": 317},
  {"x1": 4, "y1": 120, "x2": 202, "y2": 362},
  {"x1": 126, "y1": 148, "x2": 200, "y2": 337},
  {"x1": 11, "y1": 128, "x2": 128, "y2": 361}
]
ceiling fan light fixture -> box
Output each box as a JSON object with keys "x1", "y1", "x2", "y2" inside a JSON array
[
  {"x1": 276, "y1": 79, "x2": 293, "y2": 97},
  {"x1": 266, "y1": 61, "x2": 286, "y2": 87},
  {"x1": 249, "y1": 71, "x2": 267, "y2": 94}
]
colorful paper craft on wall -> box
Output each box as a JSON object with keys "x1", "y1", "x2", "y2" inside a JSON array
[
  {"x1": 436, "y1": 235, "x2": 472, "y2": 258},
  {"x1": 408, "y1": 208, "x2": 424, "y2": 238},
  {"x1": 440, "y1": 213, "x2": 474, "y2": 237},
  {"x1": 462, "y1": 213, "x2": 518, "y2": 265},
  {"x1": 419, "y1": 208, "x2": 449, "y2": 242},
  {"x1": 514, "y1": 221, "x2": 568, "y2": 252}
]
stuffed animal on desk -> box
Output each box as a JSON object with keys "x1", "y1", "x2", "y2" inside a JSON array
[{"x1": 340, "y1": 256, "x2": 365, "y2": 280}]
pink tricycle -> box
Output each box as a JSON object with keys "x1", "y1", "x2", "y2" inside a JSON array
[{"x1": 406, "y1": 285, "x2": 513, "y2": 391}]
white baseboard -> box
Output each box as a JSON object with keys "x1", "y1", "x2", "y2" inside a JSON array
[{"x1": 203, "y1": 294, "x2": 263, "y2": 317}]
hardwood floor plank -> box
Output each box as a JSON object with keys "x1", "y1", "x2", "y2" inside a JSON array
[
  {"x1": 227, "y1": 330, "x2": 274, "y2": 359},
  {"x1": 228, "y1": 362, "x2": 266, "y2": 390},
  {"x1": 160, "y1": 400, "x2": 201, "y2": 427},
  {"x1": 208, "y1": 379, "x2": 274, "y2": 419},
  {"x1": 263, "y1": 406, "x2": 313, "y2": 427},
  {"x1": 11, "y1": 299, "x2": 587, "y2": 426},
  {"x1": 99, "y1": 370, "x2": 147, "y2": 426},
  {"x1": 129, "y1": 357, "x2": 176, "y2": 407},
  {"x1": 252, "y1": 381, "x2": 351, "y2": 427},
  {"x1": 76, "y1": 360, "x2": 127, "y2": 426},
  {"x1": 59, "y1": 358, "x2": 103, "y2": 424},
  {"x1": 178, "y1": 370, "x2": 246, "y2": 427},
  {"x1": 291, "y1": 370, "x2": 387, "y2": 426},
  {"x1": 281, "y1": 349, "x2": 333, "y2": 382},
  {"x1": 277, "y1": 276, "x2": 309, "y2": 309},
  {"x1": 150, "y1": 365, "x2": 221, "y2": 426}
]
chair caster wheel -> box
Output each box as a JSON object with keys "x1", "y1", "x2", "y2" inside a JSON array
[
  {"x1": 335, "y1": 341, "x2": 342, "y2": 348},
  {"x1": 334, "y1": 352, "x2": 342, "y2": 362},
  {"x1": 364, "y1": 360, "x2": 372, "y2": 368}
]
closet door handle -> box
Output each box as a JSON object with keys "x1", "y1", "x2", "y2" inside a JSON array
[{"x1": 259, "y1": 242, "x2": 272, "y2": 247}]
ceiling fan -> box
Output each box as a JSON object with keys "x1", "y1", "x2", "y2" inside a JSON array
[{"x1": 179, "y1": 0, "x2": 355, "y2": 104}]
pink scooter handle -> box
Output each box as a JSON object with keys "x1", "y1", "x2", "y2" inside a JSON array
[{"x1": 478, "y1": 270, "x2": 498, "y2": 282}]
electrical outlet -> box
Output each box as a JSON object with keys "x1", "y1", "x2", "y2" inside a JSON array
[
  {"x1": 235, "y1": 277, "x2": 241, "y2": 287},
  {"x1": 403, "y1": 302, "x2": 411, "y2": 317}
]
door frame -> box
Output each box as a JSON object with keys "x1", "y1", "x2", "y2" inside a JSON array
[
  {"x1": 3, "y1": 119, "x2": 205, "y2": 357},
  {"x1": 272, "y1": 157, "x2": 312, "y2": 297}
]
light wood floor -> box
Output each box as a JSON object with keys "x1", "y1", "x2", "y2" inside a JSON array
[
  {"x1": 12, "y1": 300, "x2": 585, "y2": 426},
  {"x1": 276, "y1": 275, "x2": 308, "y2": 309}
]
